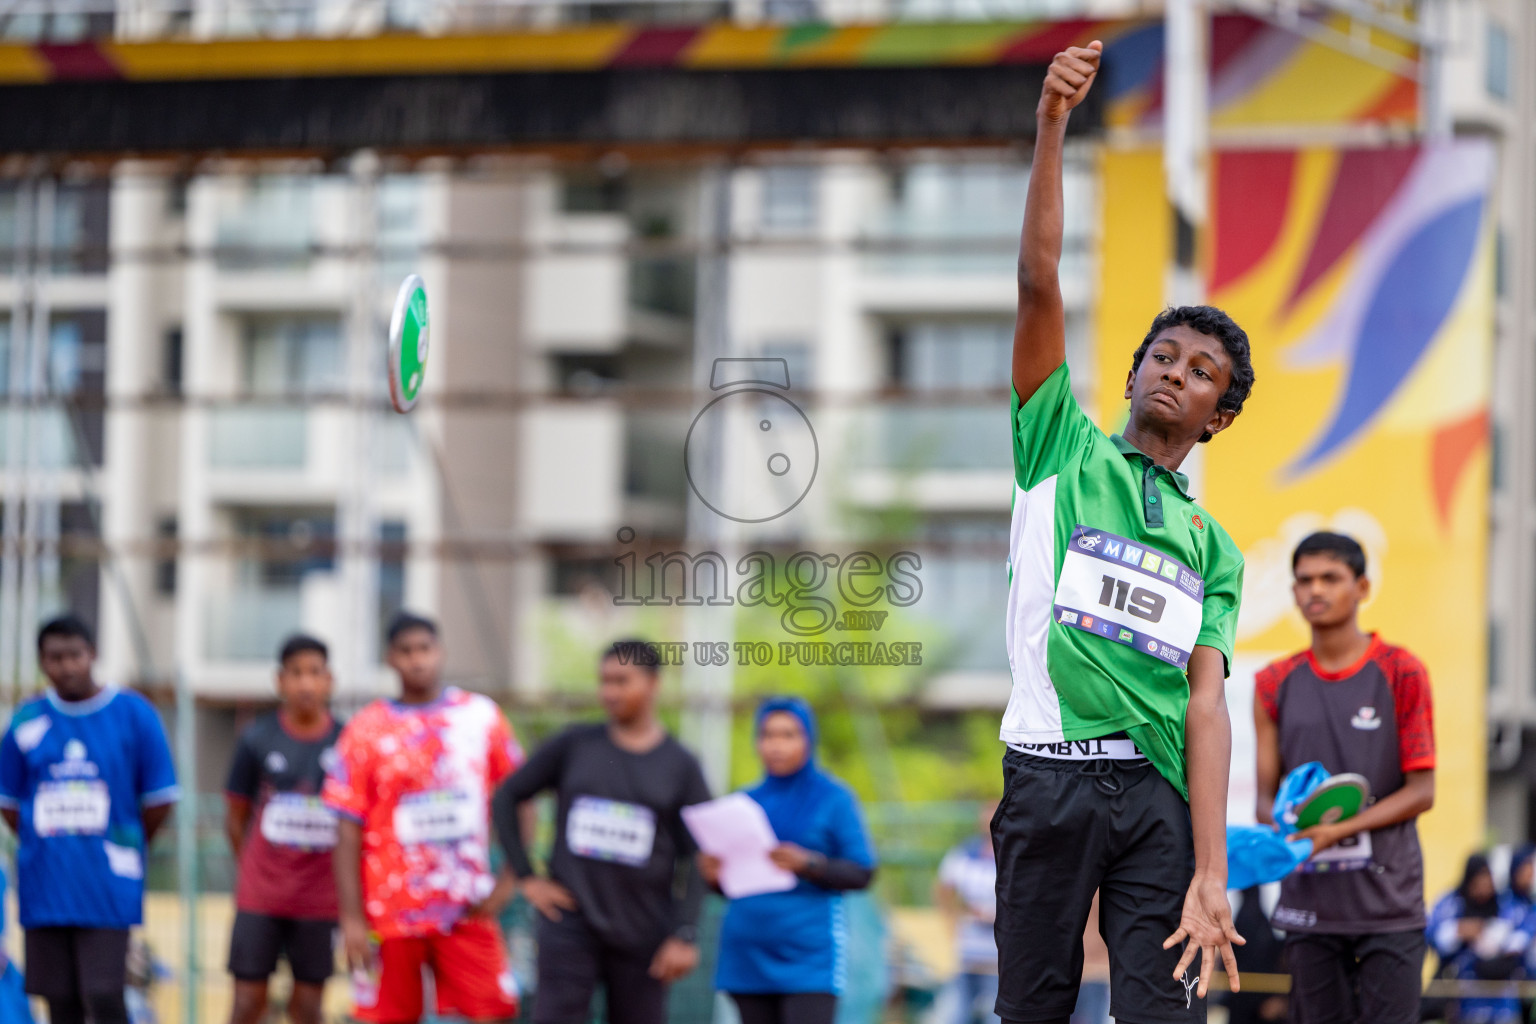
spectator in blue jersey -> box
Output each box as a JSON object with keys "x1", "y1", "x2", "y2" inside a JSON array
[
  {"x1": 701, "y1": 696, "x2": 876, "y2": 1024},
  {"x1": 0, "y1": 615, "x2": 179, "y2": 1024},
  {"x1": 1427, "y1": 854, "x2": 1523, "y2": 1024},
  {"x1": 0, "y1": 867, "x2": 35, "y2": 1024}
]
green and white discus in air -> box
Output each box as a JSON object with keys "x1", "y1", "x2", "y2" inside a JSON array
[
  {"x1": 388, "y1": 274, "x2": 430, "y2": 413},
  {"x1": 1294, "y1": 772, "x2": 1371, "y2": 830}
]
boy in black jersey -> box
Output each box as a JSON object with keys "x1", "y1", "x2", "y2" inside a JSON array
[
  {"x1": 492, "y1": 639, "x2": 711, "y2": 1024},
  {"x1": 224, "y1": 634, "x2": 344, "y2": 1024}
]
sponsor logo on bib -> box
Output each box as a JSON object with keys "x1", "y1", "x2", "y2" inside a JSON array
[{"x1": 49, "y1": 740, "x2": 99, "y2": 780}]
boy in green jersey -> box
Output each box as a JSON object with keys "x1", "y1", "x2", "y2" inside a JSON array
[{"x1": 992, "y1": 42, "x2": 1256, "y2": 1024}]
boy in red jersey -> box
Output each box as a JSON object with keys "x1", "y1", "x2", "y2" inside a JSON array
[
  {"x1": 323, "y1": 613, "x2": 525, "y2": 1024},
  {"x1": 1254, "y1": 532, "x2": 1436, "y2": 1024}
]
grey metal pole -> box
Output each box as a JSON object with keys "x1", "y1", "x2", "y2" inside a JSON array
[
  {"x1": 1163, "y1": 0, "x2": 1210, "y2": 496},
  {"x1": 17, "y1": 178, "x2": 55, "y2": 697},
  {"x1": 1164, "y1": 0, "x2": 1208, "y2": 309},
  {"x1": 340, "y1": 152, "x2": 381, "y2": 702},
  {"x1": 680, "y1": 162, "x2": 735, "y2": 794},
  {"x1": 0, "y1": 177, "x2": 35, "y2": 716}
]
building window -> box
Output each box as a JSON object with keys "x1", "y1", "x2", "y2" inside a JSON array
[
  {"x1": 758, "y1": 339, "x2": 814, "y2": 391},
  {"x1": 551, "y1": 553, "x2": 619, "y2": 597},
  {"x1": 553, "y1": 353, "x2": 622, "y2": 394},
  {"x1": 561, "y1": 170, "x2": 627, "y2": 214},
  {"x1": 163, "y1": 326, "x2": 183, "y2": 395},
  {"x1": 892, "y1": 321, "x2": 1012, "y2": 391},
  {"x1": 241, "y1": 316, "x2": 343, "y2": 396},
  {"x1": 922, "y1": 517, "x2": 1010, "y2": 672},
  {"x1": 51, "y1": 182, "x2": 110, "y2": 275},
  {"x1": 155, "y1": 516, "x2": 178, "y2": 596},
  {"x1": 215, "y1": 175, "x2": 314, "y2": 271},
  {"x1": 51, "y1": 312, "x2": 107, "y2": 467},
  {"x1": 1488, "y1": 20, "x2": 1510, "y2": 101},
  {"x1": 761, "y1": 166, "x2": 818, "y2": 232},
  {"x1": 233, "y1": 506, "x2": 336, "y2": 588},
  {"x1": 377, "y1": 176, "x2": 422, "y2": 282},
  {"x1": 377, "y1": 520, "x2": 407, "y2": 635}
]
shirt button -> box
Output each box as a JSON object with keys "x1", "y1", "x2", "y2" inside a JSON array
[{"x1": 1148, "y1": 495, "x2": 1159, "y2": 504}]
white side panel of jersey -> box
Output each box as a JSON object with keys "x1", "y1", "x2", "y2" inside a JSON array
[{"x1": 1000, "y1": 474, "x2": 1066, "y2": 745}]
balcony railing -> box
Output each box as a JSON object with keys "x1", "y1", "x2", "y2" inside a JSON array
[
  {"x1": 204, "y1": 585, "x2": 303, "y2": 661},
  {"x1": 850, "y1": 400, "x2": 1009, "y2": 473},
  {"x1": 208, "y1": 406, "x2": 307, "y2": 469},
  {"x1": 213, "y1": 180, "x2": 314, "y2": 271}
]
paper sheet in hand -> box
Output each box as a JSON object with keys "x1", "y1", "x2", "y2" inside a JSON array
[{"x1": 682, "y1": 793, "x2": 798, "y2": 899}]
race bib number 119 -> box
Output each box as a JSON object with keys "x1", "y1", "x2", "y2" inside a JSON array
[{"x1": 1052, "y1": 525, "x2": 1204, "y2": 669}]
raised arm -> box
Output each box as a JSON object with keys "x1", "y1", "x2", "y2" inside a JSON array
[{"x1": 1014, "y1": 41, "x2": 1101, "y2": 403}]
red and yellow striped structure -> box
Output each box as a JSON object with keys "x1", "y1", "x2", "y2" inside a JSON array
[{"x1": 0, "y1": 13, "x2": 1417, "y2": 130}]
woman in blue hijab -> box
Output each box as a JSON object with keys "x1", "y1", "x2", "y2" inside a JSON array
[{"x1": 703, "y1": 696, "x2": 877, "y2": 1024}]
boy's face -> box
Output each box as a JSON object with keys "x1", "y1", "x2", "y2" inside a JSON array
[
  {"x1": 1123, "y1": 325, "x2": 1236, "y2": 444},
  {"x1": 1292, "y1": 553, "x2": 1369, "y2": 630},
  {"x1": 277, "y1": 650, "x2": 332, "y2": 719},
  {"x1": 598, "y1": 656, "x2": 657, "y2": 724},
  {"x1": 39, "y1": 635, "x2": 95, "y2": 700},
  {"x1": 386, "y1": 627, "x2": 443, "y2": 695}
]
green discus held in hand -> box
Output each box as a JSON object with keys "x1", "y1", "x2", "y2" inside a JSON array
[
  {"x1": 1294, "y1": 773, "x2": 1371, "y2": 831},
  {"x1": 388, "y1": 274, "x2": 430, "y2": 413}
]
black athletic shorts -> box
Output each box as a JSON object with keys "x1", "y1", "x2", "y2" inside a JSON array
[
  {"x1": 227, "y1": 911, "x2": 337, "y2": 985},
  {"x1": 533, "y1": 911, "x2": 668, "y2": 1024},
  {"x1": 992, "y1": 749, "x2": 1202, "y2": 1024},
  {"x1": 1284, "y1": 929, "x2": 1425, "y2": 1024},
  {"x1": 24, "y1": 927, "x2": 130, "y2": 1001}
]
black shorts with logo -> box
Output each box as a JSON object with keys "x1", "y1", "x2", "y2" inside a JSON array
[
  {"x1": 227, "y1": 911, "x2": 337, "y2": 985},
  {"x1": 991, "y1": 749, "x2": 1202, "y2": 1024}
]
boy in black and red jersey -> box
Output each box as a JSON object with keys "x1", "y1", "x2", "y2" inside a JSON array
[
  {"x1": 1253, "y1": 532, "x2": 1435, "y2": 1024},
  {"x1": 224, "y1": 634, "x2": 344, "y2": 1024}
]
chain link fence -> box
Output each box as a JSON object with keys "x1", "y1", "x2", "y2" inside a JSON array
[{"x1": 75, "y1": 791, "x2": 984, "y2": 1024}]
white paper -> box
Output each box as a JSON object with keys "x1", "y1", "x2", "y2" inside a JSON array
[{"x1": 682, "y1": 793, "x2": 798, "y2": 899}]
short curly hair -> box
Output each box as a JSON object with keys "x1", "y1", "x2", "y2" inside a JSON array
[{"x1": 1129, "y1": 305, "x2": 1254, "y2": 443}]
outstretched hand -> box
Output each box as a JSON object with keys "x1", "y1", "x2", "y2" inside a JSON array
[
  {"x1": 1163, "y1": 872, "x2": 1245, "y2": 998},
  {"x1": 1038, "y1": 41, "x2": 1103, "y2": 124}
]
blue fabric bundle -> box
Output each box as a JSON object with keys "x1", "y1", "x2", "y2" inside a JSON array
[
  {"x1": 1272, "y1": 760, "x2": 1331, "y2": 835},
  {"x1": 1226, "y1": 825, "x2": 1314, "y2": 890},
  {"x1": 1225, "y1": 761, "x2": 1331, "y2": 889}
]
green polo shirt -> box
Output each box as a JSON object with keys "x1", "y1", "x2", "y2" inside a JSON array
[{"x1": 1002, "y1": 362, "x2": 1244, "y2": 798}]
